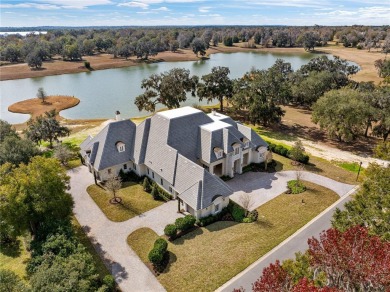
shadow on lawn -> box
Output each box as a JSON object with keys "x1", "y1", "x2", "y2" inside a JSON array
[
  {"x1": 82, "y1": 225, "x2": 129, "y2": 282},
  {"x1": 0, "y1": 238, "x2": 22, "y2": 258},
  {"x1": 172, "y1": 228, "x2": 204, "y2": 245}
]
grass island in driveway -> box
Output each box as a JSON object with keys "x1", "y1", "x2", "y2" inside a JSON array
[{"x1": 127, "y1": 181, "x2": 339, "y2": 292}]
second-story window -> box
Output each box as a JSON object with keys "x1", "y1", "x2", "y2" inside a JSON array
[
  {"x1": 234, "y1": 147, "x2": 240, "y2": 155},
  {"x1": 116, "y1": 142, "x2": 125, "y2": 152}
]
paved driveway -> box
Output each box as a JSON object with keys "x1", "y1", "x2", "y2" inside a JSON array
[
  {"x1": 69, "y1": 167, "x2": 355, "y2": 292},
  {"x1": 227, "y1": 170, "x2": 355, "y2": 210},
  {"x1": 68, "y1": 166, "x2": 183, "y2": 292}
]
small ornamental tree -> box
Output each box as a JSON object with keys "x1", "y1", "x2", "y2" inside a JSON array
[
  {"x1": 54, "y1": 144, "x2": 73, "y2": 165},
  {"x1": 105, "y1": 176, "x2": 122, "y2": 203},
  {"x1": 289, "y1": 140, "x2": 305, "y2": 164},
  {"x1": 143, "y1": 177, "x2": 151, "y2": 193},
  {"x1": 37, "y1": 87, "x2": 47, "y2": 103},
  {"x1": 151, "y1": 185, "x2": 159, "y2": 200}
]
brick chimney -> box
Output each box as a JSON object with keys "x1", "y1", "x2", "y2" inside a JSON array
[{"x1": 115, "y1": 110, "x2": 121, "y2": 121}]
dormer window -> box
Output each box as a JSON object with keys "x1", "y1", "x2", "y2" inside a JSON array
[
  {"x1": 240, "y1": 137, "x2": 250, "y2": 148},
  {"x1": 213, "y1": 147, "x2": 223, "y2": 159},
  {"x1": 232, "y1": 143, "x2": 240, "y2": 155},
  {"x1": 116, "y1": 141, "x2": 125, "y2": 152}
]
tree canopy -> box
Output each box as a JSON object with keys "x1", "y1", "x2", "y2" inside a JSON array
[
  {"x1": 332, "y1": 163, "x2": 390, "y2": 240},
  {"x1": 0, "y1": 156, "x2": 73, "y2": 235},
  {"x1": 25, "y1": 109, "x2": 70, "y2": 148},
  {"x1": 135, "y1": 68, "x2": 198, "y2": 112},
  {"x1": 197, "y1": 66, "x2": 233, "y2": 112},
  {"x1": 312, "y1": 88, "x2": 368, "y2": 142}
]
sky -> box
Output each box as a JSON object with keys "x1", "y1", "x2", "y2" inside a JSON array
[{"x1": 1, "y1": 0, "x2": 389, "y2": 27}]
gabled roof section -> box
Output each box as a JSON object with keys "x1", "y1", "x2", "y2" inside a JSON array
[
  {"x1": 175, "y1": 154, "x2": 232, "y2": 210},
  {"x1": 144, "y1": 115, "x2": 178, "y2": 184},
  {"x1": 165, "y1": 108, "x2": 213, "y2": 162},
  {"x1": 237, "y1": 123, "x2": 268, "y2": 149},
  {"x1": 133, "y1": 118, "x2": 150, "y2": 164},
  {"x1": 80, "y1": 120, "x2": 136, "y2": 171}
]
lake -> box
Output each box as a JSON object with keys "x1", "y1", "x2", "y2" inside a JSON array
[{"x1": 1, "y1": 51, "x2": 325, "y2": 124}]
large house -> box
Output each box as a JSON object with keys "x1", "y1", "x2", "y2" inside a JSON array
[{"x1": 80, "y1": 107, "x2": 270, "y2": 219}]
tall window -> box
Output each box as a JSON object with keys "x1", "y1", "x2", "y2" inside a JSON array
[
  {"x1": 215, "y1": 204, "x2": 219, "y2": 212},
  {"x1": 108, "y1": 168, "x2": 112, "y2": 174},
  {"x1": 123, "y1": 164, "x2": 127, "y2": 170},
  {"x1": 147, "y1": 168, "x2": 149, "y2": 174},
  {"x1": 234, "y1": 147, "x2": 240, "y2": 155},
  {"x1": 161, "y1": 178, "x2": 163, "y2": 185},
  {"x1": 152, "y1": 172, "x2": 154, "y2": 178}
]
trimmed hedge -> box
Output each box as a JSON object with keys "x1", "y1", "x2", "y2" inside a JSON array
[
  {"x1": 228, "y1": 201, "x2": 246, "y2": 222},
  {"x1": 196, "y1": 208, "x2": 228, "y2": 227},
  {"x1": 268, "y1": 142, "x2": 310, "y2": 164},
  {"x1": 164, "y1": 224, "x2": 177, "y2": 238},
  {"x1": 175, "y1": 215, "x2": 196, "y2": 231},
  {"x1": 148, "y1": 238, "x2": 168, "y2": 265}
]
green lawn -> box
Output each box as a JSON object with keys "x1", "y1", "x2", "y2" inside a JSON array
[
  {"x1": 87, "y1": 182, "x2": 163, "y2": 222},
  {"x1": 0, "y1": 237, "x2": 30, "y2": 282},
  {"x1": 271, "y1": 153, "x2": 358, "y2": 184},
  {"x1": 127, "y1": 181, "x2": 339, "y2": 292}
]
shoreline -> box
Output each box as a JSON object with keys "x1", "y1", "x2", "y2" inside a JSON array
[{"x1": 0, "y1": 44, "x2": 384, "y2": 83}]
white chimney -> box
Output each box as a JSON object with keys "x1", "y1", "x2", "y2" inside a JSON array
[
  {"x1": 115, "y1": 110, "x2": 121, "y2": 121},
  {"x1": 212, "y1": 110, "x2": 216, "y2": 116}
]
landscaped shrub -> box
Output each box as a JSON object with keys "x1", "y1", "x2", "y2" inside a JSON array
[
  {"x1": 151, "y1": 185, "x2": 159, "y2": 200},
  {"x1": 183, "y1": 215, "x2": 196, "y2": 229},
  {"x1": 164, "y1": 224, "x2": 177, "y2": 239},
  {"x1": 148, "y1": 247, "x2": 164, "y2": 265},
  {"x1": 154, "y1": 238, "x2": 168, "y2": 251},
  {"x1": 158, "y1": 188, "x2": 172, "y2": 201},
  {"x1": 248, "y1": 210, "x2": 259, "y2": 222},
  {"x1": 268, "y1": 142, "x2": 310, "y2": 164},
  {"x1": 242, "y1": 164, "x2": 253, "y2": 173},
  {"x1": 148, "y1": 238, "x2": 169, "y2": 268},
  {"x1": 196, "y1": 207, "x2": 229, "y2": 227},
  {"x1": 228, "y1": 201, "x2": 246, "y2": 222},
  {"x1": 102, "y1": 275, "x2": 116, "y2": 291},
  {"x1": 143, "y1": 177, "x2": 151, "y2": 193},
  {"x1": 287, "y1": 180, "x2": 306, "y2": 194}
]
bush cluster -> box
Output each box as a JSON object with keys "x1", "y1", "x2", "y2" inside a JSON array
[
  {"x1": 268, "y1": 142, "x2": 310, "y2": 164},
  {"x1": 196, "y1": 208, "x2": 228, "y2": 227},
  {"x1": 148, "y1": 238, "x2": 168, "y2": 266},
  {"x1": 287, "y1": 180, "x2": 306, "y2": 194},
  {"x1": 164, "y1": 224, "x2": 177, "y2": 239},
  {"x1": 228, "y1": 201, "x2": 246, "y2": 222},
  {"x1": 175, "y1": 215, "x2": 196, "y2": 231}
]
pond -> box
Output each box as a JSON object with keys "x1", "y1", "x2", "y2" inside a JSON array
[{"x1": 1, "y1": 51, "x2": 326, "y2": 124}]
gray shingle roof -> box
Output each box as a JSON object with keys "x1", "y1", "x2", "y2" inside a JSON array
[
  {"x1": 80, "y1": 107, "x2": 266, "y2": 212},
  {"x1": 80, "y1": 120, "x2": 136, "y2": 171},
  {"x1": 237, "y1": 123, "x2": 268, "y2": 148},
  {"x1": 174, "y1": 154, "x2": 232, "y2": 210},
  {"x1": 133, "y1": 118, "x2": 150, "y2": 164}
]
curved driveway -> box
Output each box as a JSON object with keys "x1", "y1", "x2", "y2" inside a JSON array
[
  {"x1": 68, "y1": 166, "x2": 356, "y2": 292},
  {"x1": 227, "y1": 170, "x2": 355, "y2": 210}
]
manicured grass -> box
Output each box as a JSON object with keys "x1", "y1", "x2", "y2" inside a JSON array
[
  {"x1": 0, "y1": 237, "x2": 30, "y2": 281},
  {"x1": 127, "y1": 182, "x2": 339, "y2": 292},
  {"x1": 335, "y1": 161, "x2": 364, "y2": 174},
  {"x1": 71, "y1": 217, "x2": 111, "y2": 279},
  {"x1": 87, "y1": 182, "x2": 163, "y2": 222},
  {"x1": 271, "y1": 153, "x2": 358, "y2": 184}
]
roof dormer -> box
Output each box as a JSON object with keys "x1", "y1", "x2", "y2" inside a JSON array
[
  {"x1": 213, "y1": 147, "x2": 223, "y2": 159},
  {"x1": 116, "y1": 141, "x2": 125, "y2": 153}
]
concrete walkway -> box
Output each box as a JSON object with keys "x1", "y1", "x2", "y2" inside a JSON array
[
  {"x1": 68, "y1": 166, "x2": 183, "y2": 292},
  {"x1": 227, "y1": 171, "x2": 355, "y2": 210},
  {"x1": 68, "y1": 166, "x2": 356, "y2": 292}
]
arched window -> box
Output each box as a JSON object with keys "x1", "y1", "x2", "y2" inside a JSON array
[
  {"x1": 116, "y1": 141, "x2": 125, "y2": 152},
  {"x1": 213, "y1": 147, "x2": 223, "y2": 159}
]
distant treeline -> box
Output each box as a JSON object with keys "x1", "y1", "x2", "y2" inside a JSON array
[{"x1": 1, "y1": 25, "x2": 389, "y2": 68}]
